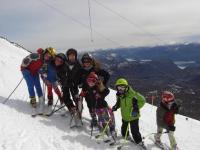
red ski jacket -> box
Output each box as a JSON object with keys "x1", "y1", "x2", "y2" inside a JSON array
[{"x1": 21, "y1": 51, "x2": 43, "y2": 75}]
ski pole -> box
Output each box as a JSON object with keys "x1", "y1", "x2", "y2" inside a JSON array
[
  {"x1": 50, "y1": 98, "x2": 59, "y2": 114},
  {"x1": 90, "y1": 120, "x2": 94, "y2": 137},
  {"x1": 124, "y1": 123, "x2": 129, "y2": 140},
  {"x1": 45, "y1": 104, "x2": 65, "y2": 116},
  {"x1": 95, "y1": 119, "x2": 111, "y2": 139},
  {"x1": 117, "y1": 122, "x2": 130, "y2": 150},
  {"x1": 3, "y1": 77, "x2": 24, "y2": 104}
]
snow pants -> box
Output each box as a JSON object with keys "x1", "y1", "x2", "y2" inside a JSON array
[
  {"x1": 155, "y1": 126, "x2": 177, "y2": 149},
  {"x1": 121, "y1": 119, "x2": 142, "y2": 144},
  {"x1": 22, "y1": 69, "x2": 43, "y2": 98},
  {"x1": 96, "y1": 107, "x2": 115, "y2": 133}
]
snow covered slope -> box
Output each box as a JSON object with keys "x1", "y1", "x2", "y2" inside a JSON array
[{"x1": 0, "y1": 37, "x2": 200, "y2": 150}]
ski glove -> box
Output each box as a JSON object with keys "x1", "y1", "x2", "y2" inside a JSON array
[{"x1": 131, "y1": 110, "x2": 138, "y2": 117}]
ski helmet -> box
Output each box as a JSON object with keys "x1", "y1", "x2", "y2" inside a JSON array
[
  {"x1": 115, "y1": 78, "x2": 128, "y2": 86},
  {"x1": 66, "y1": 48, "x2": 77, "y2": 58},
  {"x1": 44, "y1": 47, "x2": 56, "y2": 58},
  {"x1": 37, "y1": 48, "x2": 44, "y2": 54},
  {"x1": 87, "y1": 72, "x2": 98, "y2": 87},
  {"x1": 81, "y1": 53, "x2": 93, "y2": 63},
  {"x1": 115, "y1": 78, "x2": 128, "y2": 95},
  {"x1": 161, "y1": 91, "x2": 174, "y2": 103}
]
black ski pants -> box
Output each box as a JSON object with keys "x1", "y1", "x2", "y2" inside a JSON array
[
  {"x1": 62, "y1": 86, "x2": 76, "y2": 111},
  {"x1": 121, "y1": 119, "x2": 142, "y2": 144}
]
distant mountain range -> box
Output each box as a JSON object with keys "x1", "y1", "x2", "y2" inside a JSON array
[
  {"x1": 92, "y1": 43, "x2": 200, "y2": 120},
  {"x1": 95, "y1": 43, "x2": 200, "y2": 62}
]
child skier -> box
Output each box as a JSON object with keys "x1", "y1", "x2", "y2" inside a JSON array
[
  {"x1": 112, "y1": 78, "x2": 146, "y2": 149},
  {"x1": 154, "y1": 91, "x2": 180, "y2": 150},
  {"x1": 84, "y1": 72, "x2": 116, "y2": 138},
  {"x1": 80, "y1": 53, "x2": 110, "y2": 127},
  {"x1": 21, "y1": 48, "x2": 44, "y2": 114},
  {"x1": 39, "y1": 47, "x2": 63, "y2": 112}
]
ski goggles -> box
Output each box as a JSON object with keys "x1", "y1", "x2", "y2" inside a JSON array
[
  {"x1": 116, "y1": 85, "x2": 127, "y2": 91},
  {"x1": 87, "y1": 78, "x2": 97, "y2": 87},
  {"x1": 162, "y1": 95, "x2": 174, "y2": 103}
]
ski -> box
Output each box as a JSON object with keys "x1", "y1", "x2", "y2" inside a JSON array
[
  {"x1": 114, "y1": 138, "x2": 147, "y2": 150},
  {"x1": 149, "y1": 136, "x2": 169, "y2": 150}
]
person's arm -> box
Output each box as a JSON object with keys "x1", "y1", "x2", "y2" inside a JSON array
[
  {"x1": 135, "y1": 91, "x2": 146, "y2": 109},
  {"x1": 171, "y1": 102, "x2": 180, "y2": 114},
  {"x1": 112, "y1": 96, "x2": 120, "y2": 111}
]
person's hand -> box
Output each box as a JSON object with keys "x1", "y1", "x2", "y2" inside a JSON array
[
  {"x1": 112, "y1": 105, "x2": 118, "y2": 112},
  {"x1": 131, "y1": 110, "x2": 138, "y2": 117},
  {"x1": 95, "y1": 93, "x2": 101, "y2": 100},
  {"x1": 80, "y1": 90, "x2": 87, "y2": 97}
]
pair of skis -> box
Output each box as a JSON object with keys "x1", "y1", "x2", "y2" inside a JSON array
[
  {"x1": 94, "y1": 134, "x2": 147, "y2": 150},
  {"x1": 149, "y1": 136, "x2": 173, "y2": 150}
]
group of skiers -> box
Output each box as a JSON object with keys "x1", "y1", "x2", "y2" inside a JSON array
[{"x1": 20, "y1": 47, "x2": 180, "y2": 150}]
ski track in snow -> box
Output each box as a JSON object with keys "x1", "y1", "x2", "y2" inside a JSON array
[{"x1": 0, "y1": 37, "x2": 200, "y2": 150}]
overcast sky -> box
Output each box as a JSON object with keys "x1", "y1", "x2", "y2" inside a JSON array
[{"x1": 1, "y1": 0, "x2": 200, "y2": 52}]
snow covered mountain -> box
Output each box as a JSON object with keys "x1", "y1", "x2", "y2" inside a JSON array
[{"x1": 0, "y1": 37, "x2": 200, "y2": 150}]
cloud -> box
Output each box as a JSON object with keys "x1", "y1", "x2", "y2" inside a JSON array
[{"x1": 1, "y1": 0, "x2": 200, "y2": 52}]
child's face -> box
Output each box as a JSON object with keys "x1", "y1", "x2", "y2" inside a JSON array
[
  {"x1": 68, "y1": 54, "x2": 76, "y2": 62},
  {"x1": 116, "y1": 85, "x2": 127, "y2": 94},
  {"x1": 55, "y1": 57, "x2": 64, "y2": 66},
  {"x1": 87, "y1": 78, "x2": 96, "y2": 87},
  {"x1": 44, "y1": 53, "x2": 51, "y2": 61},
  {"x1": 83, "y1": 61, "x2": 92, "y2": 68}
]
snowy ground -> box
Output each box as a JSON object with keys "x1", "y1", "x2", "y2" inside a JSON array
[{"x1": 0, "y1": 37, "x2": 200, "y2": 150}]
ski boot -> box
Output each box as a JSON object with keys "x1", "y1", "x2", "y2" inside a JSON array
[
  {"x1": 30, "y1": 97, "x2": 37, "y2": 117},
  {"x1": 30, "y1": 97, "x2": 36, "y2": 108},
  {"x1": 38, "y1": 96, "x2": 45, "y2": 115},
  {"x1": 70, "y1": 107, "x2": 82, "y2": 128},
  {"x1": 90, "y1": 112, "x2": 98, "y2": 128}
]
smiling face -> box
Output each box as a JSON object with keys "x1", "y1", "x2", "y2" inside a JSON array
[
  {"x1": 55, "y1": 57, "x2": 64, "y2": 66},
  {"x1": 44, "y1": 52, "x2": 51, "y2": 61}
]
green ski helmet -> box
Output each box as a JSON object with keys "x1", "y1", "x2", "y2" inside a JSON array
[{"x1": 115, "y1": 78, "x2": 128, "y2": 86}]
